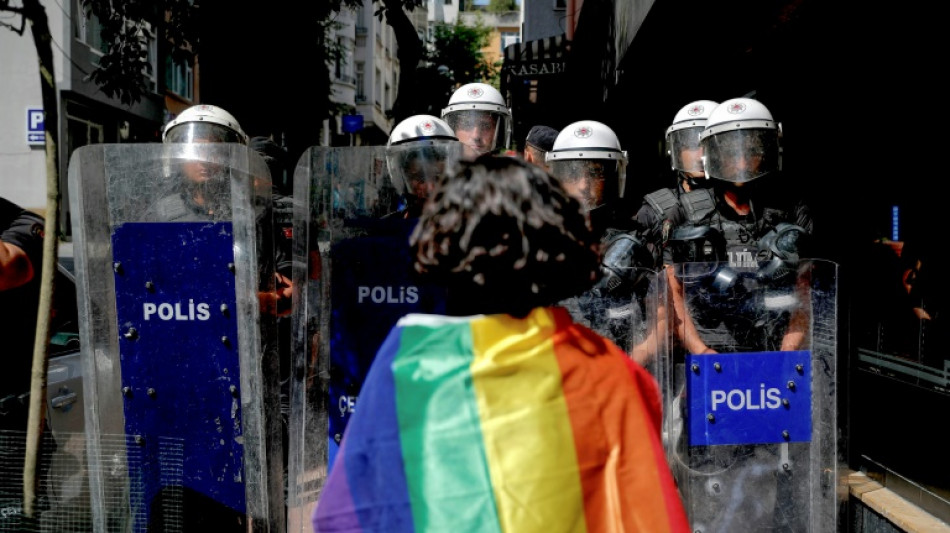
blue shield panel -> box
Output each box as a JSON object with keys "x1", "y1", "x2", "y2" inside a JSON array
[
  {"x1": 686, "y1": 350, "x2": 812, "y2": 446},
  {"x1": 113, "y1": 222, "x2": 245, "y2": 520}
]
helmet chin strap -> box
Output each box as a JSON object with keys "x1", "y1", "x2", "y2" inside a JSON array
[{"x1": 679, "y1": 171, "x2": 710, "y2": 192}]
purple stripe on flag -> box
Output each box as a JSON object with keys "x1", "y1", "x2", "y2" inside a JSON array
[{"x1": 313, "y1": 328, "x2": 416, "y2": 532}]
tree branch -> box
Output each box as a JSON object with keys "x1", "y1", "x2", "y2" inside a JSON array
[{"x1": 0, "y1": 4, "x2": 26, "y2": 35}]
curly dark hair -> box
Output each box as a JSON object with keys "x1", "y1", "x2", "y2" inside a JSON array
[{"x1": 410, "y1": 155, "x2": 601, "y2": 317}]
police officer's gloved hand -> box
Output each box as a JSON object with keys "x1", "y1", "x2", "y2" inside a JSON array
[
  {"x1": 756, "y1": 223, "x2": 809, "y2": 282},
  {"x1": 591, "y1": 232, "x2": 652, "y2": 297}
]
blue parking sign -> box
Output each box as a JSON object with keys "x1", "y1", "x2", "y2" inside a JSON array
[{"x1": 27, "y1": 107, "x2": 45, "y2": 146}]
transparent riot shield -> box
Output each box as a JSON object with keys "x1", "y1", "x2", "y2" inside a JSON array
[
  {"x1": 67, "y1": 143, "x2": 283, "y2": 532},
  {"x1": 286, "y1": 146, "x2": 453, "y2": 531},
  {"x1": 662, "y1": 259, "x2": 838, "y2": 532},
  {"x1": 559, "y1": 266, "x2": 669, "y2": 377}
]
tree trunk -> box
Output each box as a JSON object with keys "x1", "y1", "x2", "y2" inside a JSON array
[
  {"x1": 381, "y1": 0, "x2": 424, "y2": 125},
  {"x1": 21, "y1": 0, "x2": 60, "y2": 519}
]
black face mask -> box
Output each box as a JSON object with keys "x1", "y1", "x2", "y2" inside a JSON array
[{"x1": 679, "y1": 171, "x2": 712, "y2": 192}]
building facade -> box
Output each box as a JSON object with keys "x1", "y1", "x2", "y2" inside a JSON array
[
  {"x1": 1, "y1": 1, "x2": 183, "y2": 236},
  {"x1": 459, "y1": 9, "x2": 522, "y2": 75},
  {"x1": 427, "y1": 0, "x2": 460, "y2": 27},
  {"x1": 326, "y1": 0, "x2": 429, "y2": 147}
]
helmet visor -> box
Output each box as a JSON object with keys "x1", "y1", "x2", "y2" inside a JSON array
[
  {"x1": 667, "y1": 126, "x2": 705, "y2": 173},
  {"x1": 443, "y1": 110, "x2": 510, "y2": 160},
  {"x1": 548, "y1": 159, "x2": 621, "y2": 211},
  {"x1": 386, "y1": 139, "x2": 462, "y2": 198},
  {"x1": 162, "y1": 143, "x2": 234, "y2": 219},
  {"x1": 164, "y1": 122, "x2": 247, "y2": 145},
  {"x1": 701, "y1": 128, "x2": 779, "y2": 183}
]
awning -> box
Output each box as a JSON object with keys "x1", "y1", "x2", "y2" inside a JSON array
[
  {"x1": 500, "y1": 35, "x2": 572, "y2": 151},
  {"x1": 501, "y1": 34, "x2": 570, "y2": 80}
]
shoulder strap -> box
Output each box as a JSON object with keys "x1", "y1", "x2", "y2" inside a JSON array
[
  {"x1": 643, "y1": 188, "x2": 680, "y2": 220},
  {"x1": 680, "y1": 189, "x2": 716, "y2": 224}
]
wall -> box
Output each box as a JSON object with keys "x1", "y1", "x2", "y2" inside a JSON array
[
  {"x1": 0, "y1": 4, "x2": 67, "y2": 211},
  {"x1": 523, "y1": 0, "x2": 564, "y2": 41}
]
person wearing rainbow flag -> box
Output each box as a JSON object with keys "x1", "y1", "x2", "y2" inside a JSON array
[{"x1": 312, "y1": 155, "x2": 690, "y2": 532}]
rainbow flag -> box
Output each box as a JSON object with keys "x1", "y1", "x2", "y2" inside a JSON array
[{"x1": 313, "y1": 306, "x2": 689, "y2": 533}]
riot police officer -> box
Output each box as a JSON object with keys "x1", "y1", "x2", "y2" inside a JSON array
[
  {"x1": 314, "y1": 116, "x2": 460, "y2": 466},
  {"x1": 70, "y1": 102, "x2": 284, "y2": 529},
  {"x1": 667, "y1": 100, "x2": 720, "y2": 191},
  {"x1": 546, "y1": 120, "x2": 628, "y2": 228},
  {"x1": 546, "y1": 120, "x2": 660, "y2": 358},
  {"x1": 634, "y1": 100, "x2": 719, "y2": 267},
  {"x1": 546, "y1": 120, "x2": 656, "y2": 291},
  {"x1": 155, "y1": 104, "x2": 249, "y2": 221},
  {"x1": 441, "y1": 83, "x2": 512, "y2": 161},
  {"x1": 385, "y1": 114, "x2": 462, "y2": 218},
  {"x1": 0, "y1": 197, "x2": 52, "y2": 528},
  {"x1": 663, "y1": 97, "x2": 819, "y2": 533},
  {"x1": 666, "y1": 96, "x2": 813, "y2": 354}
]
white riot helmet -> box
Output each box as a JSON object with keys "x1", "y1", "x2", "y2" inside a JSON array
[
  {"x1": 163, "y1": 104, "x2": 248, "y2": 145},
  {"x1": 546, "y1": 120, "x2": 628, "y2": 211},
  {"x1": 441, "y1": 82, "x2": 512, "y2": 159},
  {"x1": 666, "y1": 100, "x2": 718, "y2": 174},
  {"x1": 386, "y1": 115, "x2": 462, "y2": 206},
  {"x1": 699, "y1": 97, "x2": 781, "y2": 184}
]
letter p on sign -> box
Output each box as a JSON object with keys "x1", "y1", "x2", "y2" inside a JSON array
[{"x1": 27, "y1": 108, "x2": 45, "y2": 146}]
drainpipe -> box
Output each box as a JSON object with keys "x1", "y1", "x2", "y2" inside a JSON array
[
  {"x1": 566, "y1": 0, "x2": 583, "y2": 40},
  {"x1": 567, "y1": 0, "x2": 576, "y2": 40}
]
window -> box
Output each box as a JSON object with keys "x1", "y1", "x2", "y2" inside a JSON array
[
  {"x1": 554, "y1": 0, "x2": 566, "y2": 9},
  {"x1": 355, "y1": 62, "x2": 366, "y2": 102},
  {"x1": 165, "y1": 55, "x2": 194, "y2": 100},
  {"x1": 122, "y1": 19, "x2": 157, "y2": 93},
  {"x1": 76, "y1": 0, "x2": 107, "y2": 54},
  {"x1": 354, "y1": 5, "x2": 367, "y2": 42},
  {"x1": 356, "y1": 4, "x2": 366, "y2": 28},
  {"x1": 65, "y1": 103, "x2": 104, "y2": 156},
  {"x1": 500, "y1": 31, "x2": 520, "y2": 53},
  {"x1": 143, "y1": 22, "x2": 157, "y2": 93},
  {"x1": 335, "y1": 37, "x2": 344, "y2": 79},
  {"x1": 76, "y1": 5, "x2": 157, "y2": 93},
  {"x1": 375, "y1": 67, "x2": 382, "y2": 108}
]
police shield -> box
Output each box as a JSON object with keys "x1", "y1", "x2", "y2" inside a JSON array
[
  {"x1": 662, "y1": 259, "x2": 838, "y2": 532},
  {"x1": 560, "y1": 266, "x2": 668, "y2": 375},
  {"x1": 67, "y1": 143, "x2": 283, "y2": 532},
  {"x1": 286, "y1": 146, "x2": 456, "y2": 530}
]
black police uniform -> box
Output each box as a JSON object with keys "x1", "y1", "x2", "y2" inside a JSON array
[
  {"x1": 0, "y1": 198, "x2": 44, "y2": 427},
  {"x1": 0, "y1": 197, "x2": 52, "y2": 526}
]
